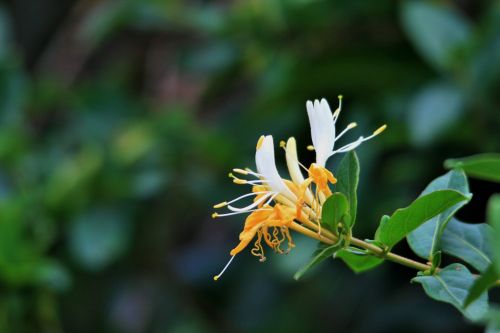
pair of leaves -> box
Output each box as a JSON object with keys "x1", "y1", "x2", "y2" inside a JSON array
[{"x1": 407, "y1": 169, "x2": 471, "y2": 262}]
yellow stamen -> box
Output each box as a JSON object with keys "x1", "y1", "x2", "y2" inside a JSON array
[
  {"x1": 233, "y1": 168, "x2": 249, "y2": 175},
  {"x1": 347, "y1": 122, "x2": 357, "y2": 129},
  {"x1": 212, "y1": 213, "x2": 219, "y2": 218},
  {"x1": 213, "y1": 202, "x2": 228, "y2": 209},
  {"x1": 213, "y1": 255, "x2": 236, "y2": 281},
  {"x1": 307, "y1": 145, "x2": 315, "y2": 151},
  {"x1": 373, "y1": 124, "x2": 387, "y2": 135},
  {"x1": 279, "y1": 140, "x2": 286, "y2": 148}
]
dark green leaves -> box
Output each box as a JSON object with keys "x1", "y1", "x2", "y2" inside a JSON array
[
  {"x1": 440, "y1": 218, "x2": 493, "y2": 273},
  {"x1": 376, "y1": 190, "x2": 470, "y2": 248},
  {"x1": 445, "y1": 154, "x2": 500, "y2": 183},
  {"x1": 407, "y1": 170, "x2": 471, "y2": 260},
  {"x1": 335, "y1": 151, "x2": 359, "y2": 226},
  {"x1": 401, "y1": 1, "x2": 471, "y2": 72},
  {"x1": 321, "y1": 192, "x2": 350, "y2": 231},
  {"x1": 294, "y1": 241, "x2": 343, "y2": 280},
  {"x1": 413, "y1": 264, "x2": 489, "y2": 321}
]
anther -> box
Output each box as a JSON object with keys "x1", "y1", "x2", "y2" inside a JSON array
[
  {"x1": 347, "y1": 122, "x2": 357, "y2": 129},
  {"x1": 373, "y1": 124, "x2": 387, "y2": 135},
  {"x1": 279, "y1": 140, "x2": 286, "y2": 148},
  {"x1": 213, "y1": 202, "x2": 228, "y2": 209},
  {"x1": 307, "y1": 145, "x2": 315, "y2": 151},
  {"x1": 233, "y1": 179, "x2": 247, "y2": 185},
  {"x1": 212, "y1": 213, "x2": 219, "y2": 218},
  {"x1": 233, "y1": 168, "x2": 249, "y2": 175},
  {"x1": 334, "y1": 95, "x2": 343, "y2": 118}
]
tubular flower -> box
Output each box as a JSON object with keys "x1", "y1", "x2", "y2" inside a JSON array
[
  {"x1": 212, "y1": 97, "x2": 386, "y2": 280},
  {"x1": 305, "y1": 96, "x2": 386, "y2": 199},
  {"x1": 212, "y1": 135, "x2": 321, "y2": 280}
]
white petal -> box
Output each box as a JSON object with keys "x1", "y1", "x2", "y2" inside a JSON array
[
  {"x1": 285, "y1": 137, "x2": 305, "y2": 185},
  {"x1": 306, "y1": 98, "x2": 335, "y2": 167},
  {"x1": 255, "y1": 135, "x2": 296, "y2": 200}
]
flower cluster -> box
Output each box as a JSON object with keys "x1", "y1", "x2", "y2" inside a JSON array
[{"x1": 212, "y1": 96, "x2": 386, "y2": 280}]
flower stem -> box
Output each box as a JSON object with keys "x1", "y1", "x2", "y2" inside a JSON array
[{"x1": 292, "y1": 220, "x2": 500, "y2": 286}]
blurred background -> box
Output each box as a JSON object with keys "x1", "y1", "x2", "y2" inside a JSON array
[{"x1": 0, "y1": 0, "x2": 499, "y2": 332}]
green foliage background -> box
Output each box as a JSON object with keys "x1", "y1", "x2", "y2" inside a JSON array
[{"x1": 0, "y1": 0, "x2": 499, "y2": 332}]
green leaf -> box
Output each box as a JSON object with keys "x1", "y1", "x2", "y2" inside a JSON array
[
  {"x1": 408, "y1": 82, "x2": 464, "y2": 146},
  {"x1": 445, "y1": 154, "x2": 500, "y2": 183},
  {"x1": 407, "y1": 170, "x2": 470, "y2": 260},
  {"x1": 336, "y1": 250, "x2": 383, "y2": 273},
  {"x1": 440, "y1": 218, "x2": 493, "y2": 273},
  {"x1": 321, "y1": 192, "x2": 349, "y2": 230},
  {"x1": 335, "y1": 151, "x2": 359, "y2": 227},
  {"x1": 401, "y1": 1, "x2": 471, "y2": 71},
  {"x1": 294, "y1": 241, "x2": 343, "y2": 280},
  {"x1": 464, "y1": 265, "x2": 498, "y2": 308},
  {"x1": 412, "y1": 263, "x2": 489, "y2": 321},
  {"x1": 488, "y1": 195, "x2": 500, "y2": 272},
  {"x1": 376, "y1": 190, "x2": 470, "y2": 248}
]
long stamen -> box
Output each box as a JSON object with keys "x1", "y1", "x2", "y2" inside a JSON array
[
  {"x1": 334, "y1": 124, "x2": 387, "y2": 154},
  {"x1": 227, "y1": 193, "x2": 275, "y2": 212},
  {"x1": 213, "y1": 191, "x2": 267, "y2": 209},
  {"x1": 332, "y1": 125, "x2": 387, "y2": 155},
  {"x1": 213, "y1": 255, "x2": 236, "y2": 281},
  {"x1": 332, "y1": 95, "x2": 343, "y2": 123},
  {"x1": 335, "y1": 122, "x2": 357, "y2": 142},
  {"x1": 226, "y1": 191, "x2": 267, "y2": 205},
  {"x1": 212, "y1": 207, "x2": 273, "y2": 218}
]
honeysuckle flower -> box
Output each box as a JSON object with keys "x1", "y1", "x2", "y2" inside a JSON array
[
  {"x1": 211, "y1": 96, "x2": 386, "y2": 280},
  {"x1": 305, "y1": 96, "x2": 386, "y2": 198},
  {"x1": 212, "y1": 135, "x2": 321, "y2": 280}
]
